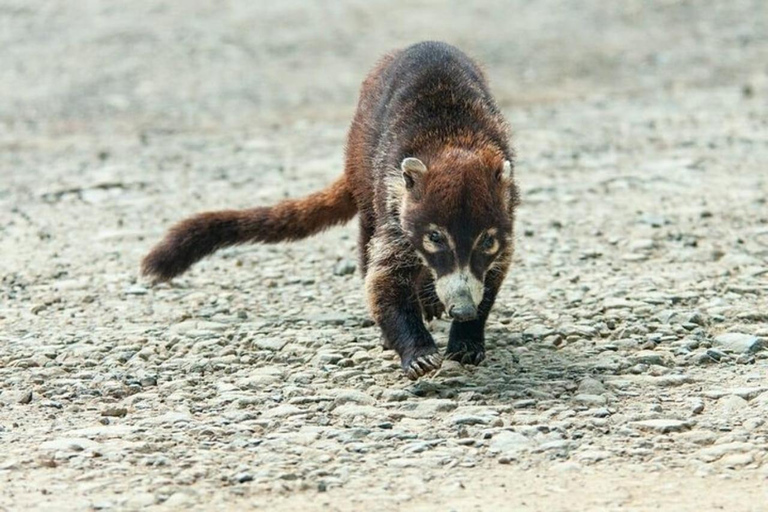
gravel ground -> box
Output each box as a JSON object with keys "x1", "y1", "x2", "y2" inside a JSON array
[{"x1": 2, "y1": 1, "x2": 768, "y2": 510}]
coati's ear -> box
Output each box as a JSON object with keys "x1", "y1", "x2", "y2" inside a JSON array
[
  {"x1": 495, "y1": 160, "x2": 513, "y2": 182},
  {"x1": 401, "y1": 157, "x2": 427, "y2": 190}
]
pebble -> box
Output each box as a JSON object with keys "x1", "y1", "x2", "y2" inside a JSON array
[
  {"x1": 715, "y1": 395, "x2": 749, "y2": 414},
  {"x1": 101, "y1": 407, "x2": 128, "y2": 417},
  {"x1": 697, "y1": 442, "x2": 754, "y2": 463},
  {"x1": 331, "y1": 389, "x2": 376, "y2": 407},
  {"x1": 488, "y1": 431, "x2": 531, "y2": 454},
  {"x1": 572, "y1": 394, "x2": 607, "y2": 407},
  {"x1": 449, "y1": 415, "x2": 493, "y2": 426},
  {"x1": 333, "y1": 259, "x2": 357, "y2": 276},
  {"x1": 523, "y1": 324, "x2": 554, "y2": 339},
  {"x1": 713, "y1": 333, "x2": 763, "y2": 354},
  {"x1": 631, "y1": 350, "x2": 670, "y2": 366},
  {"x1": 702, "y1": 387, "x2": 766, "y2": 401},
  {"x1": 578, "y1": 378, "x2": 607, "y2": 396},
  {"x1": 631, "y1": 419, "x2": 692, "y2": 434},
  {"x1": 252, "y1": 337, "x2": 287, "y2": 351},
  {"x1": 261, "y1": 405, "x2": 305, "y2": 418}
]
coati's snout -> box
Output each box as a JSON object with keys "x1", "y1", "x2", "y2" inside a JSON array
[{"x1": 435, "y1": 270, "x2": 484, "y2": 321}]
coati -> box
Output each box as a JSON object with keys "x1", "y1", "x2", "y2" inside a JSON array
[{"x1": 142, "y1": 41, "x2": 519, "y2": 380}]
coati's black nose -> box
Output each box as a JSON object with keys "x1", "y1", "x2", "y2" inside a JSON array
[{"x1": 448, "y1": 303, "x2": 478, "y2": 322}]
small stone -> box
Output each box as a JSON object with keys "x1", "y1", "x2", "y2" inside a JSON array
[
  {"x1": 713, "y1": 333, "x2": 763, "y2": 354},
  {"x1": 697, "y1": 442, "x2": 754, "y2": 463},
  {"x1": 720, "y1": 452, "x2": 754, "y2": 469},
  {"x1": 572, "y1": 394, "x2": 607, "y2": 407},
  {"x1": 252, "y1": 337, "x2": 286, "y2": 351},
  {"x1": 629, "y1": 239, "x2": 654, "y2": 251},
  {"x1": 332, "y1": 390, "x2": 375, "y2": 407},
  {"x1": 315, "y1": 353, "x2": 344, "y2": 365},
  {"x1": 631, "y1": 419, "x2": 692, "y2": 434},
  {"x1": 18, "y1": 391, "x2": 33, "y2": 405},
  {"x1": 101, "y1": 407, "x2": 128, "y2": 418},
  {"x1": 691, "y1": 399, "x2": 705, "y2": 415},
  {"x1": 262, "y1": 405, "x2": 305, "y2": 418},
  {"x1": 333, "y1": 259, "x2": 357, "y2": 276},
  {"x1": 449, "y1": 415, "x2": 493, "y2": 426},
  {"x1": 702, "y1": 387, "x2": 766, "y2": 401},
  {"x1": 631, "y1": 350, "x2": 669, "y2": 366},
  {"x1": 124, "y1": 284, "x2": 148, "y2": 295},
  {"x1": 716, "y1": 395, "x2": 749, "y2": 414},
  {"x1": 523, "y1": 324, "x2": 554, "y2": 340},
  {"x1": 234, "y1": 472, "x2": 254, "y2": 483},
  {"x1": 578, "y1": 378, "x2": 607, "y2": 395},
  {"x1": 488, "y1": 431, "x2": 531, "y2": 454}
]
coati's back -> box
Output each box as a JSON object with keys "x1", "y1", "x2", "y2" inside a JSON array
[{"x1": 370, "y1": 41, "x2": 510, "y2": 160}]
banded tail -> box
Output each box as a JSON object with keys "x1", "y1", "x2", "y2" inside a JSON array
[{"x1": 141, "y1": 175, "x2": 356, "y2": 281}]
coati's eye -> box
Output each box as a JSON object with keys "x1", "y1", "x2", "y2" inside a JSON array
[
  {"x1": 479, "y1": 233, "x2": 498, "y2": 253},
  {"x1": 423, "y1": 229, "x2": 448, "y2": 253},
  {"x1": 428, "y1": 231, "x2": 444, "y2": 244}
]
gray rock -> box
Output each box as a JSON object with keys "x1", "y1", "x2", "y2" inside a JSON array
[
  {"x1": 631, "y1": 419, "x2": 692, "y2": 434},
  {"x1": 697, "y1": 442, "x2": 754, "y2": 463},
  {"x1": 252, "y1": 337, "x2": 287, "y2": 351},
  {"x1": 715, "y1": 395, "x2": 749, "y2": 414},
  {"x1": 713, "y1": 333, "x2": 763, "y2": 354},
  {"x1": 631, "y1": 350, "x2": 670, "y2": 366},
  {"x1": 488, "y1": 431, "x2": 531, "y2": 454},
  {"x1": 702, "y1": 387, "x2": 766, "y2": 400},
  {"x1": 523, "y1": 324, "x2": 555, "y2": 339},
  {"x1": 333, "y1": 259, "x2": 357, "y2": 276},
  {"x1": 572, "y1": 394, "x2": 607, "y2": 407},
  {"x1": 449, "y1": 415, "x2": 493, "y2": 426},
  {"x1": 101, "y1": 407, "x2": 128, "y2": 417},
  {"x1": 578, "y1": 378, "x2": 607, "y2": 395}
]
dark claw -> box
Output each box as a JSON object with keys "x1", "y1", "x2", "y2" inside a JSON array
[
  {"x1": 445, "y1": 349, "x2": 485, "y2": 366},
  {"x1": 403, "y1": 351, "x2": 443, "y2": 380}
]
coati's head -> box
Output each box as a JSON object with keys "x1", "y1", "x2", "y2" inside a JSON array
[{"x1": 398, "y1": 149, "x2": 517, "y2": 322}]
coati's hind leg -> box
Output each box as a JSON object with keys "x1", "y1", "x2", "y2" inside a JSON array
[
  {"x1": 365, "y1": 234, "x2": 442, "y2": 380},
  {"x1": 416, "y1": 270, "x2": 445, "y2": 322},
  {"x1": 446, "y1": 256, "x2": 510, "y2": 365}
]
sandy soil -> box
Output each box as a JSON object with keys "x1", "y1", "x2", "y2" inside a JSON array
[{"x1": 1, "y1": 1, "x2": 767, "y2": 510}]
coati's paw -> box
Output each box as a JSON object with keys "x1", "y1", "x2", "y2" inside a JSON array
[
  {"x1": 401, "y1": 347, "x2": 443, "y2": 380},
  {"x1": 445, "y1": 338, "x2": 485, "y2": 366}
]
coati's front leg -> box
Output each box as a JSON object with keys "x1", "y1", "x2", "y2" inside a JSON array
[
  {"x1": 365, "y1": 238, "x2": 443, "y2": 379},
  {"x1": 446, "y1": 256, "x2": 510, "y2": 365}
]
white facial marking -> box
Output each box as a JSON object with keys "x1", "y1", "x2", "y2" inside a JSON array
[{"x1": 434, "y1": 268, "x2": 484, "y2": 309}]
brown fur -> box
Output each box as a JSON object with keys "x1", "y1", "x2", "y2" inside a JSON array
[
  {"x1": 141, "y1": 41, "x2": 518, "y2": 380},
  {"x1": 142, "y1": 175, "x2": 355, "y2": 281}
]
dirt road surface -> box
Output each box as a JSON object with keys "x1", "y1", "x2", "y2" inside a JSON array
[{"x1": 2, "y1": 1, "x2": 767, "y2": 510}]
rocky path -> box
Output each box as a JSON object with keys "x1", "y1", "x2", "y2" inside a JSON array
[{"x1": 1, "y1": 1, "x2": 767, "y2": 510}]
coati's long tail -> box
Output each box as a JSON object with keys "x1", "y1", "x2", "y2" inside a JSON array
[{"x1": 141, "y1": 175, "x2": 357, "y2": 281}]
